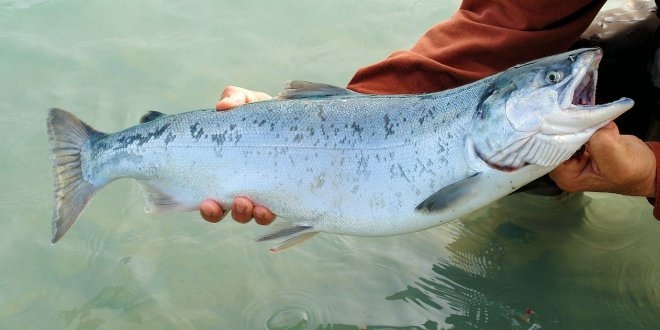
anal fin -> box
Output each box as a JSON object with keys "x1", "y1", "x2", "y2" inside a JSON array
[{"x1": 255, "y1": 224, "x2": 318, "y2": 253}]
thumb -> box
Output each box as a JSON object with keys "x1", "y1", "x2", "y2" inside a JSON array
[{"x1": 584, "y1": 122, "x2": 625, "y2": 176}]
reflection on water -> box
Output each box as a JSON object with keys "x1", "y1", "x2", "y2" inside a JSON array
[
  {"x1": 60, "y1": 286, "x2": 147, "y2": 329},
  {"x1": 1, "y1": 0, "x2": 660, "y2": 329},
  {"x1": 368, "y1": 193, "x2": 660, "y2": 330}
]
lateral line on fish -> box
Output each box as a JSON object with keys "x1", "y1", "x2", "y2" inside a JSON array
[{"x1": 93, "y1": 136, "x2": 437, "y2": 152}]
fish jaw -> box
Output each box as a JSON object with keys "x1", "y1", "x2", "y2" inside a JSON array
[
  {"x1": 541, "y1": 49, "x2": 634, "y2": 135},
  {"x1": 470, "y1": 48, "x2": 634, "y2": 170}
]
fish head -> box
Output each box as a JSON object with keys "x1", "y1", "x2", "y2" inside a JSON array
[{"x1": 470, "y1": 47, "x2": 634, "y2": 169}]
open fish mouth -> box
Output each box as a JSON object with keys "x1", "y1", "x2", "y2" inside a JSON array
[
  {"x1": 544, "y1": 48, "x2": 634, "y2": 135},
  {"x1": 571, "y1": 66, "x2": 596, "y2": 106}
]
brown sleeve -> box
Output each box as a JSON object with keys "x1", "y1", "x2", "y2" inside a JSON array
[
  {"x1": 646, "y1": 142, "x2": 660, "y2": 220},
  {"x1": 347, "y1": 0, "x2": 606, "y2": 94}
]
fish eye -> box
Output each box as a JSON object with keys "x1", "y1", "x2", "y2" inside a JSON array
[{"x1": 545, "y1": 70, "x2": 563, "y2": 84}]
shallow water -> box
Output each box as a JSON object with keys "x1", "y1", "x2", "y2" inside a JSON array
[{"x1": 1, "y1": 0, "x2": 660, "y2": 329}]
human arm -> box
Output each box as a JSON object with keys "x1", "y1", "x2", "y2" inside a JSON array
[{"x1": 347, "y1": 0, "x2": 604, "y2": 94}]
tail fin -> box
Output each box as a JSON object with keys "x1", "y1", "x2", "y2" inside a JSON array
[{"x1": 47, "y1": 108, "x2": 104, "y2": 243}]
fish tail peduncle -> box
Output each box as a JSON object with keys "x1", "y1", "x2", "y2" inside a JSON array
[{"x1": 47, "y1": 108, "x2": 105, "y2": 243}]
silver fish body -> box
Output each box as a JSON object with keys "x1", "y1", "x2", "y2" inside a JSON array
[{"x1": 48, "y1": 48, "x2": 633, "y2": 251}]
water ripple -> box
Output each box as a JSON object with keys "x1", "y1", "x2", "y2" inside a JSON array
[{"x1": 240, "y1": 288, "x2": 333, "y2": 330}]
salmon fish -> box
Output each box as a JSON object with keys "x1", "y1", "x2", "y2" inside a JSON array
[{"x1": 47, "y1": 48, "x2": 633, "y2": 251}]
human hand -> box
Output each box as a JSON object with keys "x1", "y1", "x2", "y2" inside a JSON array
[
  {"x1": 549, "y1": 122, "x2": 656, "y2": 197},
  {"x1": 199, "y1": 198, "x2": 276, "y2": 225},
  {"x1": 215, "y1": 85, "x2": 273, "y2": 111},
  {"x1": 198, "y1": 86, "x2": 276, "y2": 225}
]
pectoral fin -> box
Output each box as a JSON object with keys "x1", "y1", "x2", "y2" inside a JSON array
[{"x1": 415, "y1": 173, "x2": 482, "y2": 213}]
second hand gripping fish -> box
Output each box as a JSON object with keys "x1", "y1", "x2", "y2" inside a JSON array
[{"x1": 48, "y1": 48, "x2": 633, "y2": 252}]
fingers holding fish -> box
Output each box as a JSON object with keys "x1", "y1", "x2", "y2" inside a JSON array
[
  {"x1": 215, "y1": 86, "x2": 273, "y2": 111},
  {"x1": 199, "y1": 199, "x2": 226, "y2": 223},
  {"x1": 253, "y1": 205, "x2": 276, "y2": 225},
  {"x1": 231, "y1": 197, "x2": 255, "y2": 224},
  {"x1": 199, "y1": 197, "x2": 276, "y2": 225},
  {"x1": 550, "y1": 122, "x2": 656, "y2": 197}
]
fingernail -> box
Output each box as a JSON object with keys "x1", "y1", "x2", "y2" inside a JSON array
[{"x1": 236, "y1": 204, "x2": 246, "y2": 214}]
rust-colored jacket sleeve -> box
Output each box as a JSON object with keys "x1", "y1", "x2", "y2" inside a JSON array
[
  {"x1": 347, "y1": 0, "x2": 606, "y2": 94},
  {"x1": 646, "y1": 142, "x2": 660, "y2": 220}
]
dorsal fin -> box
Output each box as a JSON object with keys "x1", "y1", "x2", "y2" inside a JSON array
[
  {"x1": 140, "y1": 111, "x2": 167, "y2": 124},
  {"x1": 275, "y1": 80, "x2": 357, "y2": 100}
]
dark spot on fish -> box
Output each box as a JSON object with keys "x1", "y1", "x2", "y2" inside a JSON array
[
  {"x1": 357, "y1": 153, "x2": 369, "y2": 174},
  {"x1": 311, "y1": 172, "x2": 326, "y2": 190},
  {"x1": 211, "y1": 132, "x2": 226, "y2": 145},
  {"x1": 384, "y1": 114, "x2": 395, "y2": 138},
  {"x1": 230, "y1": 124, "x2": 237, "y2": 130},
  {"x1": 388, "y1": 164, "x2": 397, "y2": 179},
  {"x1": 190, "y1": 123, "x2": 204, "y2": 141},
  {"x1": 114, "y1": 123, "x2": 171, "y2": 149},
  {"x1": 350, "y1": 122, "x2": 363, "y2": 136},
  {"x1": 397, "y1": 164, "x2": 411, "y2": 183},
  {"x1": 164, "y1": 132, "x2": 176, "y2": 145}
]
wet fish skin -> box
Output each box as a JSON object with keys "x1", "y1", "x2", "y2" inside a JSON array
[{"x1": 47, "y1": 48, "x2": 633, "y2": 251}]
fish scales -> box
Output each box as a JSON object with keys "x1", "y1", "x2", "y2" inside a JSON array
[
  {"x1": 47, "y1": 48, "x2": 634, "y2": 251},
  {"x1": 87, "y1": 93, "x2": 481, "y2": 233}
]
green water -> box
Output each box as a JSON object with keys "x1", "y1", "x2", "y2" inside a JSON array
[{"x1": 2, "y1": 0, "x2": 660, "y2": 329}]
